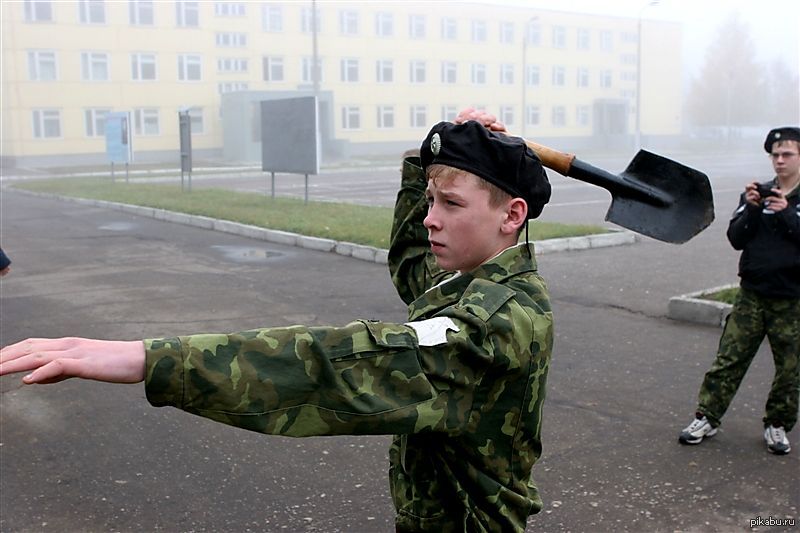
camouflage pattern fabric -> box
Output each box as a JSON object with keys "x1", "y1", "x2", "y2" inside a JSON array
[
  {"x1": 144, "y1": 156, "x2": 553, "y2": 532},
  {"x1": 697, "y1": 287, "x2": 800, "y2": 431}
]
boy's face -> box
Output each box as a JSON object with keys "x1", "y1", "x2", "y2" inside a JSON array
[
  {"x1": 424, "y1": 170, "x2": 514, "y2": 272},
  {"x1": 770, "y1": 140, "x2": 800, "y2": 180}
]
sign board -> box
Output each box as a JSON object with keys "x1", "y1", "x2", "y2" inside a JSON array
[
  {"x1": 105, "y1": 112, "x2": 133, "y2": 164},
  {"x1": 260, "y1": 97, "x2": 319, "y2": 175}
]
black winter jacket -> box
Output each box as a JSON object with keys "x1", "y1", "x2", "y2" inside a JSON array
[{"x1": 727, "y1": 178, "x2": 800, "y2": 298}]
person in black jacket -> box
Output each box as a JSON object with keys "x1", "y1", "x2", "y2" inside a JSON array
[
  {"x1": 0, "y1": 248, "x2": 10, "y2": 277},
  {"x1": 679, "y1": 126, "x2": 800, "y2": 455}
]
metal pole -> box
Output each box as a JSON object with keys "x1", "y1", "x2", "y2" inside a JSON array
[
  {"x1": 520, "y1": 17, "x2": 538, "y2": 138},
  {"x1": 311, "y1": 0, "x2": 319, "y2": 97},
  {"x1": 304, "y1": 174, "x2": 308, "y2": 204},
  {"x1": 271, "y1": 171, "x2": 275, "y2": 199},
  {"x1": 636, "y1": 1, "x2": 659, "y2": 150}
]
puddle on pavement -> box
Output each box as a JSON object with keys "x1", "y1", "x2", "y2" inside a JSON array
[
  {"x1": 98, "y1": 222, "x2": 137, "y2": 231},
  {"x1": 211, "y1": 245, "x2": 283, "y2": 263}
]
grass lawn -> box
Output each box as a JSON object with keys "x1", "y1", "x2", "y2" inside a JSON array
[
  {"x1": 700, "y1": 286, "x2": 739, "y2": 305},
  {"x1": 13, "y1": 177, "x2": 610, "y2": 249}
]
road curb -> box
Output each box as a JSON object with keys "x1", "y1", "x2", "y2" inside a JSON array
[
  {"x1": 667, "y1": 284, "x2": 735, "y2": 328},
  {"x1": 9, "y1": 189, "x2": 638, "y2": 265}
]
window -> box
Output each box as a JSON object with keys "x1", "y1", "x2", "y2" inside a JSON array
[
  {"x1": 410, "y1": 105, "x2": 427, "y2": 128},
  {"x1": 552, "y1": 66, "x2": 565, "y2": 87},
  {"x1": 340, "y1": 58, "x2": 359, "y2": 82},
  {"x1": 500, "y1": 64, "x2": 514, "y2": 85},
  {"x1": 577, "y1": 28, "x2": 590, "y2": 49},
  {"x1": 262, "y1": 57, "x2": 284, "y2": 82},
  {"x1": 441, "y1": 61, "x2": 456, "y2": 84},
  {"x1": 552, "y1": 106, "x2": 566, "y2": 127},
  {"x1": 176, "y1": 1, "x2": 199, "y2": 27},
  {"x1": 499, "y1": 22, "x2": 513, "y2": 44},
  {"x1": 441, "y1": 17, "x2": 456, "y2": 40},
  {"x1": 214, "y1": 2, "x2": 245, "y2": 16},
  {"x1": 552, "y1": 26, "x2": 566, "y2": 48},
  {"x1": 600, "y1": 69, "x2": 612, "y2": 88},
  {"x1": 301, "y1": 7, "x2": 320, "y2": 33},
  {"x1": 409, "y1": 14, "x2": 425, "y2": 38},
  {"x1": 133, "y1": 108, "x2": 160, "y2": 135},
  {"x1": 84, "y1": 108, "x2": 110, "y2": 137},
  {"x1": 621, "y1": 71, "x2": 637, "y2": 82},
  {"x1": 218, "y1": 81, "x2": 248, "y2": 94},
  {"x1": 262, "y1": 4, "x2": 282, "y2": 31},
  {"x1": 524, "y1": 21, "x2": 541, "y2": 46},
  {"x1": 409, "y1": 60, "x2": 426, "y2": 83},
  {"x1": 341, "y1": 106, "x2": 360, "y2": 129},
  {"x1": 24, "y1": 0, "x2": 53, "y2": 22},
  {"x1": 441, "y1": 105, "x2": 457, "y2": 122},
  {"x1": 217, "y1": 57, "x2": 247, "y2": 73},
  {"x1": 499, "y1": 106, "x2": 515, "y2": 126},
  {"x1": 302, "y1": 57, "x2": 322, "y2": 83},
  {"x1": 470, "y1": 63, "x2": 486, "y2": 84},
  {"x1": 189, "y1": 108, "x2": 204, "y2": 134},
  {"x1": 27, "y1": 50, "x2": 57, "y2": 81},
  {"x1": 471, "y1": 20, "x2": 486, "y2": 42},
  {"x1": 621, "y1": 31, "x2": 638, "y2": 44},
  {"x1": 376, "y1": 60, "x2": 394, "y2": 83},
  {"x1": 81, "y1": 52, "x2": 109, "y2": 81},
  {"x1": 577, "y1": 67, "x2": 589, "y2": 87},
  {"x1": 377, "y1": 105, "x2": 394, "y2": 128},
  {"x1": 32, "y1": 109, "x2": 61, "y2": 138},
  {"x1": 340, "y1": 10, "x2": 358, "y2": 35},
  {"x1": 621, "y1": 54, "x2": 637, "y2": 65},
  {"x1": 525, "y1": 65, "x2": 540, "y2": 87},
  {"x1": 131, "y1": 53, "x2": 156, "y2": 80},
  {"x1": 129, "y1": 0, "x2": 154, "y2": 25},
  {"x1": 576, "y1": 105, "x2": 590, "y2": 126},
  {"x1": 525, "y1": 105, "x2": 540, "y2": 126},
  {"x1": 79, "y1": 0, "x2": 106, "y2": 23},
  {"x1": 376, "y1": 12, "x2": 393, "y2": 36},
  {"x1": 216, "y1": 33, "x2": 247, "y2": 47},
  {"x1": 599, "y1": 30, "x2": 613, "y2": 51},
  {"x1": 178, "y1": 54, "x2": 202, "y2": 81}
]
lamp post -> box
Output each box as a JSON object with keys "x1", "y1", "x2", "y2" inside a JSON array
[
  {"x1": 521, "y1": 16, "x2": 538, "y2": 137},
  {"x1": 635, "y1": 1, "x2": 659, "y2": 150}
]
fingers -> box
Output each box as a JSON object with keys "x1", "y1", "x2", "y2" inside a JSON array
[
  {"x1": 1, "y1": 338, "x2": 73, "y2": 377},
  {"x1": 454, "y1": 107, "x2": 507, "y2": 133},
  {"x1": 1, "y1": 337, "x2": 146, "y2": 385}
]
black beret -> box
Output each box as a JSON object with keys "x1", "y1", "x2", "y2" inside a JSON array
[
  {"x1": 764, "y1": 126, "x2": 800, "y2": 152},
  {"x1": 420, "y1": 121, "x2": 551, "y2": 219}
]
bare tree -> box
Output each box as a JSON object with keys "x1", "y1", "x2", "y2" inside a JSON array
[{"x1": 685, "y1": 13, "x2": 767, "y2": 131}]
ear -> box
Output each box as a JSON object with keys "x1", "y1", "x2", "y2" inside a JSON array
[{"x1": 500, "y1": 198, "x2": 528, "y2": 235}]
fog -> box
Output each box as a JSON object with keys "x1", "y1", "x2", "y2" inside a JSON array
[{"x1": 1, "y1": 0, "x2": 798, "y2": 169}]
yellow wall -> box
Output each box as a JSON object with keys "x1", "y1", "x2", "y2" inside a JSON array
[{"x1": 1, "y1": 1, "x2": 683, "y2": 163}]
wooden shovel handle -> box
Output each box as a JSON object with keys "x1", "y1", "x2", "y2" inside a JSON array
[{"x1": 522, "y1": 139, "x2": 576, "y2": 176}]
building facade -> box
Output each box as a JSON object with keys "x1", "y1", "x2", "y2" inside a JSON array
[{"x1": 1, "y1": 0, "x2": 683, "y2": 167}]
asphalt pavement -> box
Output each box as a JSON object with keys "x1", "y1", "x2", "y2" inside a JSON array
[{"x1": 0, "y1": 160, "x2": 797, "y2": 533}]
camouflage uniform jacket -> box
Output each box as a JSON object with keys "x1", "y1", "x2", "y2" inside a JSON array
[{"x1": 142, "y1": 157, "x2": 553, "y2": 532}]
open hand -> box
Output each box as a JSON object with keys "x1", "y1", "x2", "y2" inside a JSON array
[{"x1": 0, "y1": 337, "x2": 146, "y2": 385}]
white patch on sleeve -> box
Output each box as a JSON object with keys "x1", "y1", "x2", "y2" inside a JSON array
[{"x1": 405, "y1": 317, "x2": 460, "y2": 347}]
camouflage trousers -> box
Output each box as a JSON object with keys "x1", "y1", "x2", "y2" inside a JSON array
[{"x1": 697, "y1": 287, "x2": 800, "y2": 431}]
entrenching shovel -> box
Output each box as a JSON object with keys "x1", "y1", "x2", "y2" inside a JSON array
[{"x1": 524, "y1": 140, "x2": 715, "y2": 244}]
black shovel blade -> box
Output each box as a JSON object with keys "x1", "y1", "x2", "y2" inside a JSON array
[{"x1": 570, "y1": 150, "x2": 715, "y2": 244}]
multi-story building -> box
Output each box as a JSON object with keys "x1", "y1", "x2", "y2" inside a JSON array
[{"x1": 1, "y1": 1, "x2": 683, "y2": 167}]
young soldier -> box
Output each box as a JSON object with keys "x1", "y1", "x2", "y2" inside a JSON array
[
  {"x1": 679, "y1": 126, "x2": 800, "y2": 454},
  {"x1": 1, "y1": 113, "x2": 553, "y2": 531}
]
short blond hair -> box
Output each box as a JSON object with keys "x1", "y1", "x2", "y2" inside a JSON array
[{"x1": 426, "y1": 164, "x2": 513, "y2": 209}]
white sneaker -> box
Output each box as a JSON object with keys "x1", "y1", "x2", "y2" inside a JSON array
[
  {"x1": 679, "y1": 416, "x2": 717, "y2": 445},
  {"x1": 764, "y1": 426, "x2": 791, "y2": 455}
]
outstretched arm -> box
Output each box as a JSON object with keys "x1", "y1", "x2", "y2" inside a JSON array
[{"x1": 0, "y1": 337, "x2": 145, "y2": 384}]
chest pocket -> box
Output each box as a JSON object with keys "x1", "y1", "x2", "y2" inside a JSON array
[{"x1": 453, "y1": 278, "x2": 515, "y2": 322}]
